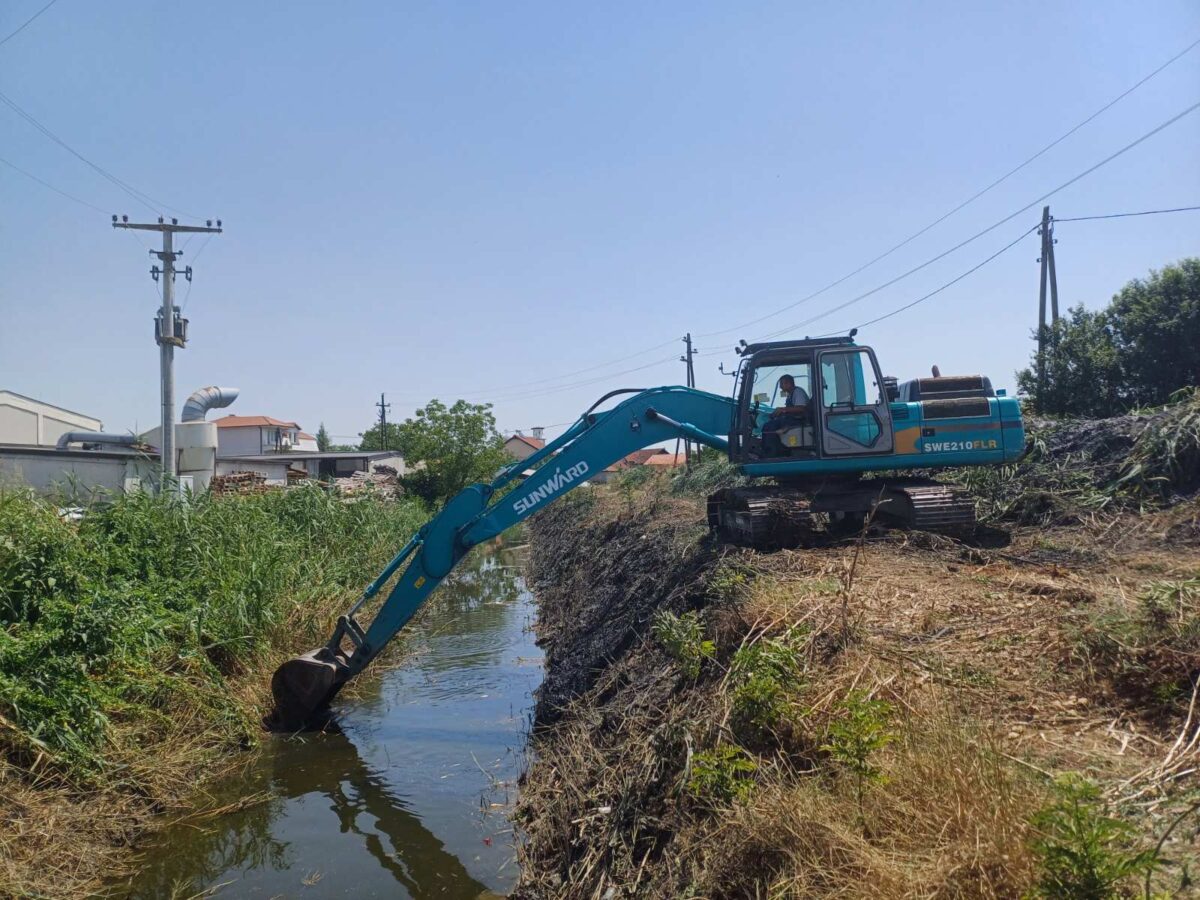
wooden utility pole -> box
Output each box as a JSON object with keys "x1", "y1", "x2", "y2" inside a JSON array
[
  {"x1": 113, "y1": 215, "x2": 222, "y2": 485},
  {"x1": 1035, "y1": 206, "x2": 1059, "y2": 410}
]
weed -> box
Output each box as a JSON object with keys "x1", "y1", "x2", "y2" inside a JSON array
[
  {"x1": 651, "y1": 610, "x2": 715, "y2": 680},
  {"x1": 0, "y1": 485, "x2": 426, "y2": 776},
  {"x1": 686, "y1": 743, "x2": 757, "y2": 805},
  {"x1": 669, "y1": 450, "x2": 747, "y2": 496},
  {"x1": 822, "y1": 691, "x2": 894, "y2": 823},
  {"x1": 705, "y1": 562, "x2": 749, "y2": 602},
  {"x1": 1113, "y1": 387, "x2": 1200, "y2": 498},
  {"x1": 729, "y1": 627, "x2": 807, "y2": 732},
  {"x1": 1028, "y1": 774, "x2": 1156, "y2": 899}
]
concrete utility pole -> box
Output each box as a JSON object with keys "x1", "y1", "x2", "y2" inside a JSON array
[
  {"x1": 1035, "y1": 206, "x2": 1059, "y2": 411},
  {"x1": 113, "y1": 215, "x2": 222, "y2": 484},
  {"x1": 376, "y1": 393, "x2": 391, "y2": 451},
  {"x1": 679, "y1": 333, "x2": 698, "y2": 466}
]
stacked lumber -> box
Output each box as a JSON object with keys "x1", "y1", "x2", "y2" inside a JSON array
[{"x1": 210, "y1": 471, "x2": 270, "y2": 496}]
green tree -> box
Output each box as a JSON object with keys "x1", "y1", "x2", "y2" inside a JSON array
[
  {"x1": 316, "y1": 422, "x2": 331, "y2": 452},
  {"x1": 358, "y1": 422, "x2": 403, "y2": 451},
  {"x1": 1016, "y1": 306, "x2": 1123, "y2": 417},
  {"x1": 1018, "y1": 259, "x2": 1200, "y2": 416},
  {"x1": 1109, "y1": 258, "x2": 1200, "y2": 407},
  {"x1": 393, "y1": 399, "x2": 508, "y2": 505}
]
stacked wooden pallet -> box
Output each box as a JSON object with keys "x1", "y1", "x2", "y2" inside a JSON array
[{"x1": 210, "y1": 471, "x2": 270, "y2": 496}]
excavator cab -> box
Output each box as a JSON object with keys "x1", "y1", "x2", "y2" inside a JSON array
[{"x1": 730, "y1": 336, "x2": 894, "y2": 464}]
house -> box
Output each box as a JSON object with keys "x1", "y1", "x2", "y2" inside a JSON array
[
  {"x1": 214, "y1": 415, "x2": 307, "y2": 456},
  {"x1": 587, "y1": 448, "x2": 683, "y2": 484},
  {"x1": 0, "y1": 390, "x2": 102, "y2": 446},
  {"x1": 643, "y1": 452, "x2": 687, "y2": 468},
  {"x1": 504, "y1": 427, "x2": 546, "y2": 462},
  {"x1": 296, "y1": 432, "x2": 319, "y2": 453}
]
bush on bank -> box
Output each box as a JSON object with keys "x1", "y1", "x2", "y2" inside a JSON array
[{"x1": 0, "y1": 484, "x2": 426, "y2": 779}]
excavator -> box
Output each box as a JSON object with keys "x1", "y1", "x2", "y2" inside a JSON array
[{"x1": 268, "y1": 334, "x2": 1024, "y2": 730}]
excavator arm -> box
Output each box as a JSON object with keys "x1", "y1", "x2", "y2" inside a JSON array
[{"x1": 267, "y1": 386, "x2": 734, "y2": 730}]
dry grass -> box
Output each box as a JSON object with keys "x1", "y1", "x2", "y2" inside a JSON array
[{"x1": 516, "y1": 488, "x2": 1200, "y2": 898}]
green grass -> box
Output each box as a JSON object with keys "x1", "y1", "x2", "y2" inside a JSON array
[{"x1": 0, "y1": 485, "x2": 426, "y2": 778}]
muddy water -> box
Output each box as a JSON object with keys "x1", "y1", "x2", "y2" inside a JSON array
[{"x1": 118, "y1": 544, "x2": 539, "y2": 899}]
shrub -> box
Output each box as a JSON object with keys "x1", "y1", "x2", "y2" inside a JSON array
[
  {"x1": 822, "y1": 691, "x2": 893, "y2": 821},
  {"x1": 686, "y1": 744, "x2": 757, "y2": 805},
  {"x1": 729, "y1": 627, "x2": 806, "y2": 732},
  {"x1": 651, "y1": 610, "x2": 714, "y2": 679},
  {"x1": 1028, "y1": 774, "x2": 1155, "y2": 899}
]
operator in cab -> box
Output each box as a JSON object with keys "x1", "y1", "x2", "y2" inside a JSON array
[{"x1": 762, "y1": 373, "x2": 811, "y2": 454}]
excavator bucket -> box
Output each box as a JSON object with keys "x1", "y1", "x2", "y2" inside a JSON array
[{"x1": 265, "y1": 647, "x2": 349, "y2": 732}]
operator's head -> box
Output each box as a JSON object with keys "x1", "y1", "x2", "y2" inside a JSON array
[{"x1": 779, "y1": 374, "x2": 795, "y2": 391}]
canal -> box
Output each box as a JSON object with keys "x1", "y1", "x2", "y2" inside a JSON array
[{"x1": 117, "y1": 542, "x2": 539, "y2": 899}]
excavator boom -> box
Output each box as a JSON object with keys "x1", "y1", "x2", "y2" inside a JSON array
[{"x1": 267, "y1": 387, "x2": 735, "y2": 730}]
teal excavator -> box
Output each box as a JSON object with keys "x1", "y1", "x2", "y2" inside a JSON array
[{"x1": 268, "y1": 335, "x2": 1024, "y2": 730}]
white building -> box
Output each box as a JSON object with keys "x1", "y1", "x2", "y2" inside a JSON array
[
  {"x1": 0, "y1": 390, "x2": 102, "y2": 446},
  {"x1": 214, "y1": 415, "x2": 306, "y2": 456}
]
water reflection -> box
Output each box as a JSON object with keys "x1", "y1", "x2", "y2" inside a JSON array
[{"x1": 119, "y1": 546, "x2": 539, "y2": 899}]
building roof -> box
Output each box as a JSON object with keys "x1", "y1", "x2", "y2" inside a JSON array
[
  {"x1": 297, "y1": 432, "x2": 316, "y2": 441},
  {"x1": 644, "y1": 452, "x2": 687, "y2": 467},
  {"x1": 215, "y1": 415, "x2": 301, "y2": 429},
  {"x1": 618, "y1": 448, "x2": 667, "y2": 467},
  {"x1": 505, "y1": 434, "x2": 546, "y2": 450}
]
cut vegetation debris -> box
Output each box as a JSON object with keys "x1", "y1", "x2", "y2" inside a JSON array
[
  {"x1": 0, "y1": 485, "x2": 425, "y2": 898},
  {"x1": 514, "y1": 447, "x2": 1200, "y2": 898},
  {"x1": 957, "y1": 387, "x2": 1200, "y2": 527}
]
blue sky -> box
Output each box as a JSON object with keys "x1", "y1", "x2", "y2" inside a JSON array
[{"x1": 2, "y1": 1, "x2": 1197, "y2": 444}]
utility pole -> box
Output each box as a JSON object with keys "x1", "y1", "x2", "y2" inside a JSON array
[
  {"x1": 680, "y1": 333, "x2": 697, "y2": 466},
  {"x1": 1035, "y1": 206, "x2": 1059, "y2": 411},
  {"x1": 113, "y1": 215, "x2": 222, "y2": 485},
  {"x1": 376, "y1": 393, "x2": 391, "y2": 451}
]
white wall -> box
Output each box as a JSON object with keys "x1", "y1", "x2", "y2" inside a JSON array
[
  {"x1": 0, "y1": 391, "x2": 102, "y2": 446},
  {"x1": 0, "y1": 449, "x2": 156, "y2": 498},
  {"x1": 215, "y1": 426, "x2": 263, "y2": 458}
]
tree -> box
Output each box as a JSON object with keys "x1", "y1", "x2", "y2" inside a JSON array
[
  {"x1": 1108, "y1": 258, "x2": 1200, "y2": 407},
  {"x1": 1017, "y1": 258, "x2": 1200, "y2": 416},
  {"x1": 358, "y1": 422, "x2": 402, "y2": 451},
  {"x1": 316, "y1": 422, "x2": 332, "y2": 452},
  {"x1": 1016, "y1": 306, "x2": 1123, "y2": 418},
  {"x1": 393, "y1": 399, "x2": 508, "y2": 505}
]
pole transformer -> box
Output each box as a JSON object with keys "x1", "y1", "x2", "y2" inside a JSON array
[{"x1": 113, "y1": 215, "x2": 222, "y2": 486}]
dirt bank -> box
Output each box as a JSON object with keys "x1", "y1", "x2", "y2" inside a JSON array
[{"x1": 515, "y1": 483, "x2": 1200, "y2": 898}]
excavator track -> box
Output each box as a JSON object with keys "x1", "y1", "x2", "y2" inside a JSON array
[
  {"x1": 708, "y1": 478, "x2": 976, "y2": 550},
  {"x1": 708, "y1": 486, "x2": 818, "y2": 550}
]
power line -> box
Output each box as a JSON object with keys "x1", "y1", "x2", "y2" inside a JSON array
[
  {"x1": 364, "y1": 39, "x2": 1200, "y2": 408},
  {"x1": 840, "y1": 224, "x2": 1040, "y2": 334},
  {"x1": 0, "y1": 153, "x2": 109, "y2": 213},
  {"x1": 694, "y1": 34, "x2": 1200, "y2": 342},
  {"x1": 0, "y1": 89, "x2": 202, "y2": 219},
  {"x1": 743, "y1": 98, "x2": 1200, "y2": 344},
  {"x1": 0, "y1": 0, "x2": 60, "y2": 49},
  {"x1": 1054, "y1": 204, "x2": 1200, "y2": 223}
]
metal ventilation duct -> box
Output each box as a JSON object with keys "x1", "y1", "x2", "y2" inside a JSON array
[{"x1": 181, "y1": 386, "x2": 240, "y2": 423}]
